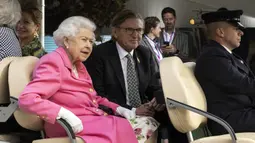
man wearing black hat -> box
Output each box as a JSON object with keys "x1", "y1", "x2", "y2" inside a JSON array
[{"x1": 195, "y1": 9, "x2": 255, "y2": 135}]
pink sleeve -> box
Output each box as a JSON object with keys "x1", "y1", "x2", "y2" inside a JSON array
[
  {"x1": 18, "y1": 57, "x2": 62, "y2": 124},
  {"x1": 95, "y1": 95, "x2": 119, "y2": 113}
]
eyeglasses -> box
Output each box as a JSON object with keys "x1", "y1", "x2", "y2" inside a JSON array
[{"x1": 118, "y1": 27, "x2": 144, "y2": 35}]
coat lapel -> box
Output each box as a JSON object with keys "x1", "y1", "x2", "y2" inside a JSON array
[
  {"x1": 108, "y1": 43, "x2": 126, "y2": 94},
  {"x1": 232, "y1": 53, "x2": 252, "y2": 76},
  {"x1": 214, "y1": 41, "x2": 254, "y2": 77},
  {"x1": 142, "y1": 37, "x2": 160, "y2": 67}
]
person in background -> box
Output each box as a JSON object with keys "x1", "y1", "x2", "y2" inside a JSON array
[
  {"x1": 18, "y1": 15, "x2": 155, "y2": 143},
  {"x1": 0, "y1": 0, "x2": 22, "y2": 61},
  {"x1": 160, "y1": 7, "x2": 189, "y2": 61},
  {"x1": 16, "y1": 7, "x2": 46, "y2": 58},
  {"x1": 141, "y1": 15, "x2": 188, "y2": 143},
  {"x1": 140, "y1": 16, "x2": 162, "y2": 73}
]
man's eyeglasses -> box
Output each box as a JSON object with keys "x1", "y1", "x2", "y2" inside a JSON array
[{"x1": 117, "y1": 27, "x2": 144, "y2": 35}]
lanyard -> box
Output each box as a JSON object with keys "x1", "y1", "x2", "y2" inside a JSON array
[{"x1": 154, "y1": 42, "x2": 162, "y2": 61}]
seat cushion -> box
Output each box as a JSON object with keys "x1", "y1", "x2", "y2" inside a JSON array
[
  {"x1": 235, "y1": 132, "x2": 255, "y2": 140},
  {"x1": 0, "y1": 134, "x2": 19, "y2": 143},
  {"x1": 32, "y1": 131, "x2": 158, "y2": 143},
  {"x1": 13, "y1": 109, "x2": 43, "y2": 131},
  {"x1": 0, "y1": 57, "x2": 18, "y2": 105},
  {"x1": 32, "y1": 137, "x2": 84, "y2": 143},
  {"x1": 192, "y1": 132, "x2": 255, "y2": 143}
]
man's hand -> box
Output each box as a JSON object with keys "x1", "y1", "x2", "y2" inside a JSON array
[
  {"x1": 136, "y1": 103, "x2": 155, "y2": 117},
  {"x1": 149, "y1": 98, "x2": 166, "y2": 112},
  {"x1": 161, "y1": 44, "x2": 177, "y2": 54}
]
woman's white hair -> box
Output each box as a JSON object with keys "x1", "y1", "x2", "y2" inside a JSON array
[
  {"x1": 0, "y1": 0, "x2": 21, "y2": 27},
  {"x1": 53, "y1": 16, "x2": 96, "y2": 47}
]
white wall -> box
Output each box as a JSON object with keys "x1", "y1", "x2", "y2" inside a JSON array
[
  {"x1": 101, "y1": 0, "x2": 255, "y2": 34},
  {"x1": 125, "y1": 0, "x2": 213, "y2": 28},
  {"x1": 190, "y1": 0, "x2": 255, "y2": 27},
  {"x1": 189, "y1": 0, "x2": 255, "y2": 17}
]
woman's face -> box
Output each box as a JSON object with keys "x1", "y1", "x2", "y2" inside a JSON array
[
  {"x1": 64, "y1": 28, "x2": 95, "y2": 62},
  {"x1": 16, "y1": 12, "x2": 39, "y2": 39},
  {"x1": 151, "y1": 23, "x2": 161, "y2": 38}
]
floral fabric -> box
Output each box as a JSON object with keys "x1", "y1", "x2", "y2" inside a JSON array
[{"x1": 128, "y1": 116, "x2": 159, "y2": 143}]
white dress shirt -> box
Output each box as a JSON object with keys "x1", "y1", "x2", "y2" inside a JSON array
[
  {"x1": 163, "y1": 29, "x2": 176, "y2": 45},
  {"x1": 222, "y1": 44, "x2": 232, "y2": 54},
  {"x1": 116, "y1": 42, "x2": 135, "y2": 106}
]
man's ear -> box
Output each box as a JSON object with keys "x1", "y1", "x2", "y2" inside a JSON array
[
  {"x1": 112, "y1": 27, "x2": 118, "y2": 39},
  {"x1": 216, "y1": 28, "x2": 225, "y2": 38}
]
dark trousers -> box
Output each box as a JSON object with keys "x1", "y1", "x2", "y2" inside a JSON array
[
  {"x1": 155, "y1": 110, "x2": 188, "y2": 143},
  {"x1": 209, "y1": 108, "x2": 255, "y2": 135},
  {"x1": 154, "y1": 89, "x2": 188, "y2": 143}
]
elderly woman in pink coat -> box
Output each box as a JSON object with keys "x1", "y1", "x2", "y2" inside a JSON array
[{"x1": 18, "y1": 16, "x2": 140, "y2": 143}]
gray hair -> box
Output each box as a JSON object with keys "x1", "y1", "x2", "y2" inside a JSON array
[
  {"x1": 0, "y1": 0, "x2": 21, "y2": 27},
  {"x1": 111, "y1": 9, "x2": 143, "y2": 28},
  {"x1": 53, "y1": 16, "x2": 96, "y2": 47}
]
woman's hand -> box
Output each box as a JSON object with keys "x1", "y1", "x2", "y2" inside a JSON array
[
  {"x1": 116, "y1": 106, "x2": 136, "y2": 119},
  {"x1": 57, "y1": 107, "x2": 83, "y2": 133}
]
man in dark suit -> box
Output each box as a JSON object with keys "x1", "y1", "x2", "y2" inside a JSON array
[
  {"x1": 195, "y1": 9, "x2": 255, "y2": 135},
  {"x1": 159, "y1": 7, "x2": 189, "y2": 61},
  {"x1": 86, "y1": 9, "x2": 188, "y2": 143},
  {"x1": 85, "y1": 9, "x2": 164, "y2": 117}
]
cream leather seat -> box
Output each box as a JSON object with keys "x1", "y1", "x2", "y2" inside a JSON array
[
  {"x1": 0, "y1": 57, "x2": 20, "y2": 143},
  {"x1": 159, "y1": 57, "x2": 255, "y2": 143},
  {"x1": 7, "y1": 56, "x2": 157, "y2": 143}
]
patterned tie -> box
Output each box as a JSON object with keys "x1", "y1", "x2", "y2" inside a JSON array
[{"x1": 126, "y1": 53, "x2": 141, "y2": 107}]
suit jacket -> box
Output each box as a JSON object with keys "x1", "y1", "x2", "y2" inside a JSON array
[
  {"x1": 140, "y1": 36, "x2": 160, "y2": 73},
  {"x1": 85, "y1": 40, "x2": 161, "y2": 109},
  {"x1": 195, "y1": 40, "x2": 255, "y2": 134},
  {"x1": 19, "y1": 47, "x2": 137, "y2": 143},
  {"x1": 159, "y1": 29, "x2": 189, "y2": 60}
]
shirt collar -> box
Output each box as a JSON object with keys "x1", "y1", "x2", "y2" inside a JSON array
[
  {"x1": 221, "y1": 44, "x2": 232, "y2": 54},
  {"x1": 145, "y1": 35, "x2": 155, "y2": 47},
  {"x1": 116, "y1": 42, "x2": 134, "y2": 60},
  {"x1": 163, "y1": 28, "x2": 176, "y2": 35}
]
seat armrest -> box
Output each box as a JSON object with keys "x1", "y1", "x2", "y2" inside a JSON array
[
  {"x1": 56, "y1": 118, "x2": 77, "y2": 143},
  {"x1": 166, "y1": 97, "x2": 237, "y2": 143},
  {"x1": 0, "y1": 97, "x2": 18, "y2": 122}
]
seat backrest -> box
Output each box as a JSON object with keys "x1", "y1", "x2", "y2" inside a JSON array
[
  {"x1": 159, "y1": 57, "x2": 207, "y2": 133},
  {"x1": 184, "y1": 62, "x2": 196, "y2": 72},
  {"x1": 8, "y1": 56, "x2": 44, "y2": 131},
  {"x1": 0, "y1": 57, "x2": 18, "y2": 105}
]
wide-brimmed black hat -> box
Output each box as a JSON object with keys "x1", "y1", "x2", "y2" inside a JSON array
[{"x1": 201, "y1": 9, "x2": 244, "y2": 29}]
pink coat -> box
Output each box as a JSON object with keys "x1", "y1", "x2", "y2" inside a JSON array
[{"x1": 18, "y1": 47, "x2": 138, "y2": 143}]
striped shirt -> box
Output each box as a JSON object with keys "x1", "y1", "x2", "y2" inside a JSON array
[{"x1": 0, "y1": 27, "x2": 22, "y2": 61}]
